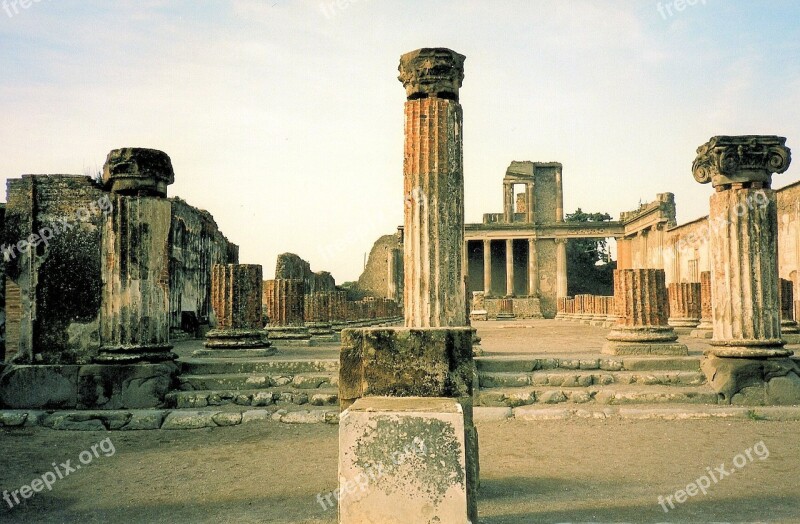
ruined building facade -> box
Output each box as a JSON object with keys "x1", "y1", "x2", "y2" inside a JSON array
[{"x1": 1, "y1": 152, "x2": 237, "y2": 365}]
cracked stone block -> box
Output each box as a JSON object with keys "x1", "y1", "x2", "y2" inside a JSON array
[
  {"x1": 339, "y1": 397, "x2": 474, "y2": 523},
  {"x1": 77, "y1": 363, "x2": 177, "y2": 409}
]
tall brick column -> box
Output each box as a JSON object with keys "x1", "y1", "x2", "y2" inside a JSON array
[
  {"x1": 691, "y1": 271, "x2": 714, "y2": 338},
  {"x1": 400, "y1": 48, "x2": 466, "y2": 328},
  {"x1": 603, "y1": 269, "x2": 688, "y2": 355},
  {"x1": 693, "y1": 135, "x2": 800, "y2": 404},
  {"x1": 668, "y1": 282, "x2": 702, "y2": 328},
  {"x1": 205, "y1": 264, "x2": 272, "y2": 352},
  {"x1": 97, "y1": 149, "x2": 175, "y2": 363}
]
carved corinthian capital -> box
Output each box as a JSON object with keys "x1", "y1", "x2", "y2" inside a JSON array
[
  {"x1": 398, "y1": 47, "x2": 465, "y2": 102},
  {"x1": 692, "y1": 135, "x2": 791, "y2": 189}
]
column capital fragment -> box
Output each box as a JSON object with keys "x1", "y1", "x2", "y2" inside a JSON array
[
  {"x1": 398, "y1": 47, "x2": 465, "y2": 102},
  {"x1": 693, "y1": 135, "x2": 791, "y2": 189}
]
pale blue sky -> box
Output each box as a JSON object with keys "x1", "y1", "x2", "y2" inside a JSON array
[{"x1": 1, "y1": 0, "x2": 798, "y2": 281}]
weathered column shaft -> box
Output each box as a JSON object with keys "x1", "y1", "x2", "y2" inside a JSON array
[
  {"x1": 528, "y1": 238, "x2": 539, "y2": 296},
  {"x1": 483, "y1": 239, "x2": 492, "y2": 295},
  {"x1": 211, "y1": 264, "x2": 263, "y2": 330},
  {"x1": 693, "y1": 134, "x2": 792, "y2": 358},
  {"x1": 266, "y1": 278, "x2": 305, "y2": 326},
  {"x1": 699, "y1": 271, "x2": 713, "y2": 326},
  {"x1": 556, "y1": 239, "x2": 567, "y2": 298},
  {"x1": 99, "y1": 195, "x2": 172, "y2": 361},
  {"x1": 668, "y1": 282, "x2": 702, "y2": 327},
  {"x1": 779, "y1": 278, "x2": 799, "y2": 333},
  {"x1": 402, "y1": 89, "x2": 466, "y2": 327},
  {"x1": 604, "y1": 269, "x2": 687, "y2": 355},
  {"x1": 505, "y1": 238, "x2": 514, "y2": 296}
]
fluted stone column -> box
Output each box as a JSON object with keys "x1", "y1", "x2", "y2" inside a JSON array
[
  {"x1": 591, "y1": 296, "x2": 608, "y2": 326},
  {"x1": 603, "y1": 269, "x2": 688, "y2": 355},
  {"x1": 482, "y1": 239, "x2": 492, "y2": 296},
  {"x1": 693, "y1": 135, "x2": 800, "y2": 405},
  {"x1": 780, "y1": 278, "x2": 799, "y2": 335},
  {"x1": 528, "y1": 238, "x2": 539, "y2": 296},
  {"x1": 205, "y1": 264, "x2": 272, "y2": 353},
  {"x1": 694, "y1": 136, "x2": 791, "y2": 358},
  {"x1": 505, "y1": 239, "x2": 514, "y2": 297},
  {"x1": 691, "y1": 271, "x2": 714, "y2": 338},
  {"x1": 336, "y1": 48, "x2": 478, "y2": 523},
  {"x1": 556, "y1": 239, "x2": 568, "y2": 299},
  {"x1": 668, "y1": 282, "x2": 702, "y2": 328},
  {"x1": 604, "y1": 296, "x2": 620, "y2": 328},
  {"x1": 97, "y1": 149, "x2": 175, "y2": 363},
  {"x1": 555, "y1": 297, "x2": 568, "y2": 320},
  {"x1": 264, "y1": 279, "x2": 310, "y2": 342},
  {"x1": 401, "y1": 50, "x2": 467, "y2": 328}
]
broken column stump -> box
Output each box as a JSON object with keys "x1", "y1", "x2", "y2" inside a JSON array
[
  {"x1": 603, "y1": 269, "x2": 688, "y2": 356},
  {"x1": 779, "y1": 278, "x2": 800, "y2": 336},
  {"x1": 693, "y1": 135, "x2": 800, "y2": 404},
  {"x1": 668, "y1": 282, "x2": 702, "y2": 329},
  {"x1": 691, "y1": 271, "x2": 714, "y2": 338},
  {"x1": 264, "y1": 278, "x2": 311, "y2": 344},
  {"x1": 202, "y1": 264, "x2": 273, "y2": 357}
]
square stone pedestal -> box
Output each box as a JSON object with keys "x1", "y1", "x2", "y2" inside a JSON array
[{"x1": 339, "y1": 397, "x2": 475, "y2": 523}]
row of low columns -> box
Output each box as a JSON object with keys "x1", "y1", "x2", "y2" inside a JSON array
[{"x1": 555, "y1": 295, "x2": 617, "y2": 327}]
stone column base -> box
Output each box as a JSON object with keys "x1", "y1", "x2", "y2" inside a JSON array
[
  {"x1": 590, "y1": 315, "x2": 607, "y2": 326},
  {"x1": 691, "y1": 320, "x2": 714, "y2": 338},
  {"x1": 339, "y1": 397, "x2": 477, "y2": 523},
  {"x1": 603, "y1": 326, "x2": 688, "y2": 355},
  {"x1": 306, "y1": 322, "x2": 335, "y2": 338},
  {"x1": 707, "y1": 340, "x2": 792, "y2": 358},
  {"x1": 700, "y1": 354, "x2": 800, "y2": 404},
  {"x1": 781, "y1": 320, "x2": 800, "y2": 335},
  {"x1": 204, "y1": 329, "x2": 272, "y2": 350},
  {"x1": 95, "y1": 344, "x2": 176, "y2": 363},
  {"x1": 668, "y1": 317, "x2": 701, "y2": 329},
  {"x1": 264, "y1": 326, "x2": 312, "y2": 341}
]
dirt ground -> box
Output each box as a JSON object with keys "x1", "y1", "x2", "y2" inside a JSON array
[{"x1": 1, "y1": 418, "x2": 799, "y2": 523}]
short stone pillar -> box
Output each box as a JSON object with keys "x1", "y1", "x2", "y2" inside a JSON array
[
  {"x1": 306, "y1": 292, "x2": 335, "y2": 337},
  {"x1": 339, "y1": 398, "x2": 471, "y2": 523},
  {"x1": 591, "y1": 296, "x2": 608, "y2": 326},
  {"x1": 668, "y1": 282, "x2": 702, "y2": 328},
  {"x1": 339, "y1": 327, "x2": 478, "y2": 522},
  {"x1": 264, "y1": 279, "x2": 311, "y2": 342},
  {"x1": 470, "y1": 291, "x2": 488, "y2": 322},
  {"x1": 691, "y1": 271, "x2": 714, "y2": 338},
  {"x1": 603, "y1": 269, "x2": 688, "y2": 355},
  {"x1": 204, "y1": 264, "x2": 272, "y2": 353},
  {"x1": 97, "y1": 149, "x2": 175, "y2": 363},
  {"x1": 693, "y1": 135, "x2": 800, "y2": 404},
  {"x1": 779, "y1": 279, "x2": 799, "y2": 335}
]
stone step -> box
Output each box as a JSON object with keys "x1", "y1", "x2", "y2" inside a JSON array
[
  {"x1": 477, "y1": 385, "x2": 719, "y2": 407},
  {"x1": 179, "y1": 358, "x2": 339, "y2": 376},
  {"x1": 178, "y1": 372, "x2": 338, "y2": 391},
  {"x1": 475, "y1": 355, "x2": 702, "y2": 373},
  {"x1": 479, "y1": 370, "x2": 706, "y2": 389},
  {"x1": 166, "y1": 387, "x2": 339, "y2": 409}
]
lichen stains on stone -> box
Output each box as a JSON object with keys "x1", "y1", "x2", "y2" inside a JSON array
[{"x1": 353, "y1": 415, "x2": 465, "y2": 507}]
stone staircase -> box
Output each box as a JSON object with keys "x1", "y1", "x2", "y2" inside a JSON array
[
  {"x1": 166, "y1": 352, "x2": 726, "y2": 413},
  {"x1": 168, "y1": 357, "x2": 341, "y2": 410},
  {"x1": 475, "y1": 354, "x2": 721, "y2": 407}
]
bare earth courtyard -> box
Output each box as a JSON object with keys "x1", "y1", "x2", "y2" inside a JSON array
[{"x1": 1, "y1": 321, "x2": 799, "y2": 524}]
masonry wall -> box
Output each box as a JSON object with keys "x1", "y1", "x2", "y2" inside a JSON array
[
  {"x1": 2, "y1": 175, "x2": 238, "y2": 363},
  {"x1": 533, "y1": 165, "x2": 559, "y2": 225},
  {"x1": 355, "y1": 233, "x2": 403, "y2": 299}
]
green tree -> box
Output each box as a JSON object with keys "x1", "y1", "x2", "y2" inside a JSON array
[{"x1": 565, "y1": 208, "x2": 616, "y2": 296}]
